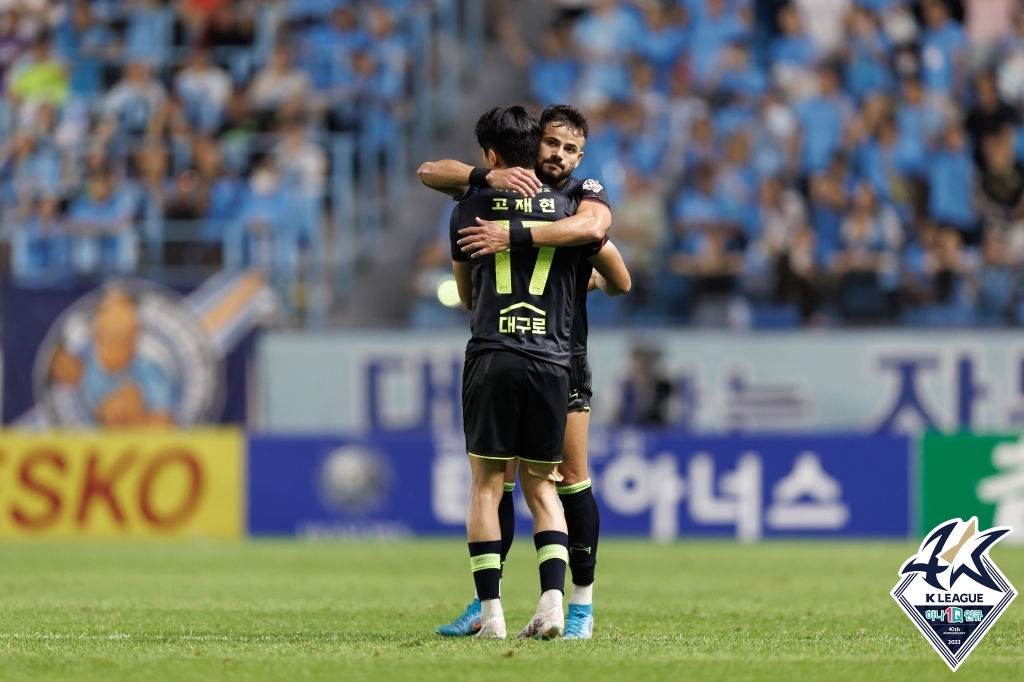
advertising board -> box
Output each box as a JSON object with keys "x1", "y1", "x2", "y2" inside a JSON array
[
  {"x1": 920, "y1": 433, "x2": 1024, "y2": 544},
  {"x1": 248, "y1": 432, "x2": 910, "y2": 540},
  {"x1": 259, "y1": 330, "x2": 1024, "y2": 435},
  {"x1": 0, "y1": 429, "x2": 243, "y2": 538}
]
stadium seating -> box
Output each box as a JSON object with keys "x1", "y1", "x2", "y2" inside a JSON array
[
  {"x1": 8, "y1": 0, "x2": 1024, "y2": 329},
  {"x1": 415, "y1": 0, "x2": 1024, "y2": 329},
  {"x1": 0, "y1": 0, "x2": 463, "y2": 323}
]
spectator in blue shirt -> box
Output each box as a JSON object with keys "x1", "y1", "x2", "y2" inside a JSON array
[
  {"x1": 129, "y1": 141, "x2": 170, "y2": 255},
  {"x1": 808, "y1": 153, "x2": 855, "y2": 261},
  {"x1": 669, "y1": 164, "x2": 744, "y2": 282},
  {"x1": 844, "y1": 6, "x2": 892, "y2": 100},
  {"x1": 635, "y1": 2, "x2": 689, "y2": 86},
  {"x1": 298, "y1": 5, "x2": 369, "y2": 91},
  {"x1": 752, "y1": 91, "x2": 799, "y2": 178},
  {"x1": 689, "y1": 0, "x2": 750, "y2": 81},
  {"x1": 123, "y1": 0, "x2": 171, "y2": 66},
  {"x1": 715, "y1": 131, "x2": 757, "y2": 225},
  {"x1": 769, "y1": 5, "x2": 817, "y2": 71},
  {"x1": 895, "y1": 77, "x2": 940, "y2": 175},
  {"x1": 794, "y1": 64, "x2": 854, "y2": 173},
  {"x1": 712, "y1": 43, "x2": 768, "y2": 99},
  {"x1": 66, "y1": 168, "x2": 138, "y2": 275},
  {"x1": 174, "y1": 49, "x2": 232, "y2": 134},
  {"x1": 920, "y1": 0, "x2": 966, "y2": 97},
  {"x1": 831, "y1": 182, "x2": 904, "y2": 293},
  {"x1": 0, "y1": 130, "x2": 60, "y2": 212},
  {"x1": 367, "y1": 6, "x2": 408, "y2": 105},
  {"x1": 11, "y1": 196, "x2": 70, "y2": 284},
  {"x1": 683, "y1": 115, "x2": 720, "y2": 176},
  {"x1": 928, "y1": 122, "x2": 977, "y2": 236},
  {"x1": 530, "y1": 30, "x2": 579, "y2": 106},
  {"x1": 102, "y1": 62, "x2": 168, "y2": 137},
  {"x1": 572, "y1": 0, "x2": 641, "y2": 105},
  {"x1": 857, "y1": 114, "x2": 915, "y2": 221},
  {"x1": 195, "y1": 136, "x2": 244, "y2": 236},
  {"x1": 225, "y1": 157, "x2": 292, "y2": 274},
  {"x1": 974, "y1": 229, "x2": 1016, "y2": 323},
  {"x1": 674, "y1": 162, "x2": 734, "y2": 258},
  {"x1": 54, "y1": 2, "x2": 116, "y2": 97}
]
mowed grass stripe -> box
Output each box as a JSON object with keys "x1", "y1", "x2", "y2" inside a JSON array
[{"x1": 0, "y1": 540, "x2": 1021, "y2": 681}]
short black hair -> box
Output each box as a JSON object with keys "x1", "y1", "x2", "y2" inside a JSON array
[
  {"x1": 474, "y1": 106, "x2": 541, "y2": 169},
  {"x1": 540, "y1": 104, "x2": 589, "y2": 140}
]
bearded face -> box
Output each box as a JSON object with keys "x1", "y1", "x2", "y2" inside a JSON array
[{"x1": 535, "y1": 123, "x2": 585, "y2": 187}]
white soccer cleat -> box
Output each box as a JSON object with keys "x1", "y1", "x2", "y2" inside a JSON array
[
  {"x1": 475, "y1": 617, "x2": 507, "y2": 639},
  {"x1": 516, "y1": 606, "x2": 564, "y2": 640}
]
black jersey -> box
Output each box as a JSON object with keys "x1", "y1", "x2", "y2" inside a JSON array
[
  {"x1": 555, "y1": 176, "x2": 610, "y2": 357},
  {"x1": 450, "y1": 184, "x2": 601, "y2": 369}
]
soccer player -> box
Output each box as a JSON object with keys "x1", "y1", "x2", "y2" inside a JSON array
[{"x1": 421, "y1": 105, "x2": 629, "y2": 639}]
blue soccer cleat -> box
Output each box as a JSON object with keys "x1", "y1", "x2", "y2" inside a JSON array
[
  {"x1": 563, "y1": 603, "x2": 594, "y2": 639},
  {"x1": 436, "y1": 598, "x2": 482, "y2": 637}
]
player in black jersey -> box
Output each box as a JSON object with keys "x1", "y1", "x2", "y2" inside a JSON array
[
  {"x1": 422, "y1": 105, "x2": 630, "y2": 640},
  {"x1": 449, "y1": 106, "x2": 579, "y2": 640}
]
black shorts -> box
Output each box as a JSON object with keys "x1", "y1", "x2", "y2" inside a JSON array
[
  {"x1": 568, "y1": 354, "x2": 592, "y2": 413},
  {"x1": 462, "y1": 350, "x2": 569, "y2": 464}
]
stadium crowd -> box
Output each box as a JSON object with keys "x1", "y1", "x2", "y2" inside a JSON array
[
  {"x1": 417, "y1": 0, "x2": 1024, "y2": 328},
  {"x1": 0, "y1": 0, "x2": 419, "y2": 312}
]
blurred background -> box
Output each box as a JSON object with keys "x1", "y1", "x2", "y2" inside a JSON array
[
  {"x1": 8, "y1": 0, "x2": 1024, "y2": 328},
  {"x1": 0, "y1": 0, "x2": 1020, "y2": 545}
]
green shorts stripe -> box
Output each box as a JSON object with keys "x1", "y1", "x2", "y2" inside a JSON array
[
  {"x1": 537, "y1": 544, "x2": 569, "y2": 565},
  {"x1": 516, "y1": 456, "x2": 560, "y2": 465},
  {"x1": 470, "y1": 553, "x2": 502, "y2": 572},
  {"x1": 468, "y1": 452, "x2": 516, "y2": 461}
]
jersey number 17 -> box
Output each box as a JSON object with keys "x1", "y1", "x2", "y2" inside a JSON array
[{"x1": 492, "y1": 220, "x2": 554, "y2": 296}]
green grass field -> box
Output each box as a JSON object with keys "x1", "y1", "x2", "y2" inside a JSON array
[{"x1": 1, "y1": 540, "x2": 1022, "y2": 681}]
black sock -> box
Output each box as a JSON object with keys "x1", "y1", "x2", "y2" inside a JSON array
[
  {"x1": 534, "y1": 530, "x2": 568, "y2": 594},
  {"x1": 468, "y1": 540, "x2": 502, "y2": 600},
  {"x1": 557, "y1": 479, "x2": 599, "y2": 587},
  {"x1": 498, "y1": 484, "x2": 516, "y2": 578}
]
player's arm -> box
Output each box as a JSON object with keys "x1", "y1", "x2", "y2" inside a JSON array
[
  {"x1": 448, "y1": 203, "x2": 474, "y2": 309},
  {"x1": 457, "y1": 200, "x2": 612, "y2": 257},
  {"x1": 531, "y1": 200, "x2": 611, "y2": 246},
  {"x1": 416, "y1": 159, "x2": 542, "y2": 198},
  {"x1": 586, "y1": 240, "x2": 631, "y2": 296},
  {"x1": 452, "y1": 260, "x2": 473, "y2": 310}
]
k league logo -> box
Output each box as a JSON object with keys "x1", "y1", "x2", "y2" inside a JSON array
[{"x1": 891, "y1": 518, "x2": 1017, "y2": 671}]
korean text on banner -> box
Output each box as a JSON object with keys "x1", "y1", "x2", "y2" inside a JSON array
[
  {"x1": 247, "y1": 432, "x2": 910, "y2": 540},
  {"x1": 921, "y1": 432, "x2": 1024, "y2": 544},
  {"x1": 0, "y1": 429, "x2": 243, "y2": 538}
]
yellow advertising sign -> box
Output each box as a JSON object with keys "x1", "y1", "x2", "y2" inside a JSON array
[{"x1": 0, "y1": 429, "x2": 243, "y2": 538}]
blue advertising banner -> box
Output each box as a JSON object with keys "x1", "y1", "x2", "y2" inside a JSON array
[
  {"x1": 248, "y1": 433, "x2": 446, "y2": 537},
  {"x1": 1, "y1": 273, "x2": 275, "y2": 427},
  {"x1": 247, "y1": 431, "x2": 911, "y2": 539}
]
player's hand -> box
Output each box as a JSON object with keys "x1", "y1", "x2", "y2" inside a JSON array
[
  {"x1": 458, "y1": 218, "x2": 511, "y2": 257},
  {"x1": 485, "y1": 167, "x2": 542, "y2": 197}
]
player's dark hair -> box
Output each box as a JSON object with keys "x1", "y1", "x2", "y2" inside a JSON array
[
  {"x1": 540, "y1": 104, "x2": 589, "y2": 140},
  {"x1": 474, "y1": 106, "x2": 541, "y2": 169}
]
